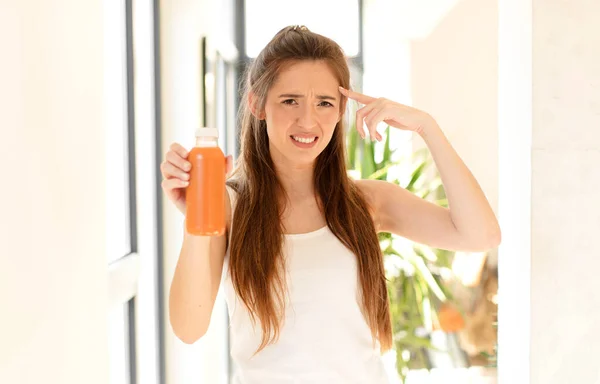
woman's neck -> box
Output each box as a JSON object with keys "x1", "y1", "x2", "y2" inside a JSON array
[
  {"x1": 271, "y1": 156, "x2": 315, "y2": 201},
  {"x1": 277, "y1": 164, "x2": 314, "y2": 200}
]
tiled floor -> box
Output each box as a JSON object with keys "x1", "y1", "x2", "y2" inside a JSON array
[{"x1": 405, "y1": 367, "x2": 497, "y2": 384}]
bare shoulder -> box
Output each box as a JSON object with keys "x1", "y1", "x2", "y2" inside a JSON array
[
  {"x1": 353, "y1": 178, "x2": 460, "y2": 250},
  {"x1": 353, "y1": 178, "x2": 426, "y2": 235},
  {"x1": 353, "y1": 178, "x2": 392, "y2": 203},
  {"x1": 352, "y1": 179, "x2": 389, "y2": 232},
  {"x1": 353, "y1": 178, "x2": 379, "y2": 202}
]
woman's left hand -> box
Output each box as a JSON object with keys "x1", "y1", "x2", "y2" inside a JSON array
[{"x1": 339, "y1": 86, "x2": 437, "y2": 141}]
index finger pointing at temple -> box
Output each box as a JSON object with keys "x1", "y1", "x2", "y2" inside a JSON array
[{"x1": 338, "y1": 87, "x2": 377, "y2": 105}]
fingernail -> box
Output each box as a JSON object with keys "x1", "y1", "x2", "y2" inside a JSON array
[
  {"x1": 338, "y1": 86, "x2": 347, "y2": 94},
  {"x1": 184, "y1": 163, "x2": 191, "y2": 170}
]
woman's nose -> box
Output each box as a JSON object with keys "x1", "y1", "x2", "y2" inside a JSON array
[{"x1": 296, "y1": 104, "x2": 317, "y2": 128}]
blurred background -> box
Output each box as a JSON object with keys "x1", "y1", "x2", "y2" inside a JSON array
[{"x1": 1, "y1": 0, "x2": 599, "y2": 383}]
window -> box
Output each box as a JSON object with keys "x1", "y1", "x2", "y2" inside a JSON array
[
  {"x1": 105, "y1": 1, "x2": 163, "y2": 383},
  {"x1": 105, "y1": 1, "x2": 137, "y2": 383},
  {"x1": 202, "y1": 36, "x2": 239, "y2": 157},
  {"x1": 106, "y1": 0, "x2": 134, "y2": 265},
  {"x1": 108, "y1": 303, "x2": 133, "y2": 384}
]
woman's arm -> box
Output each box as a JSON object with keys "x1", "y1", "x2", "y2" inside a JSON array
[
  {"x1": 341, "y1": 87, "x2": 501, "y2": 252},
  {"x1": 356, "y1": 128, "x2": 500, "y2": 252}
]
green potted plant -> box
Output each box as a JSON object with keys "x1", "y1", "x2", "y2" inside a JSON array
[{"x1": 346, "y1": 125, "x2": 458, "y2": 381}]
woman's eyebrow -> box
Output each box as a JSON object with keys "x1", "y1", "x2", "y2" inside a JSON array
[{"x1": 278, "y1": 93, "x2": 337, "y2": 101}]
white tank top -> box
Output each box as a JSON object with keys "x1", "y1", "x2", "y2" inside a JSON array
[{"x1": 221, "y1": 186, "x2": 391, "y2": 384}]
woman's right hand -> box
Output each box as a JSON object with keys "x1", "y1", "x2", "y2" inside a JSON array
[{"x1": 160, "y1": 142, "x2": 233, "y2": 215}]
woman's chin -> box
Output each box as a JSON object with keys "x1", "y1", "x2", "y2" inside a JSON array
[
  {"x1": 282, "y1": 150, "x2": 321, "y2": 168},
  {"x1": 270, "y1": 141, "x2": 324, "y2": 168}
]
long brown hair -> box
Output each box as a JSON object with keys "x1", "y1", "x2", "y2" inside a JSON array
[{"x1": 227, "y1": 26, "x2": 392, "y2": 354}]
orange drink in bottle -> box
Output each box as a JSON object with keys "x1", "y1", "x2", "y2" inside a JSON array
[{"x1": 185, "y1": 128, "x2": 226, "y2": 236}]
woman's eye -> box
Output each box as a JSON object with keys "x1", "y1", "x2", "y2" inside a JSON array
[
  {"x1": 282, "y1": 99, "x2": 333, "y2": 107},
  {"x1": 319, "y1": 101, "x2": 334, "y2": 107}
]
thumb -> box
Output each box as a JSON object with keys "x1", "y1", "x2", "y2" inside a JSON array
[{"x1": 226, "y1": 155, "x2": 233, "y2": 176}]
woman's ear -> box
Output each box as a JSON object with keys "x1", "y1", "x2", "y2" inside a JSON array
[{"x1": 248, "y1": 91, "x2": 266, "y2": 120}]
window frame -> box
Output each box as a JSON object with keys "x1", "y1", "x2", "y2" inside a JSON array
[{"x1": 106, "y1": 1, "x2": 166, "y2": 383}]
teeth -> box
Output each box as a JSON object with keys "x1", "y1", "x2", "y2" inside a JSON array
[{"x1": 292, "y1": 136, "x2": 316, "y2": 144}]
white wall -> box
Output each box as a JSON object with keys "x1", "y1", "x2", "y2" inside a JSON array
[
  {"x1": 529, "y1": 0, "x2": 600, "y2": 382},
  {"x1": 0, "y1": 1, "x2": 109, "y2": 383},
  {"x1": 498, "y1": 1, "x2": 600, "y2": 382},
  {"x1": 410, "y1": 0, "x2": 499, "y2": 228},
  {"x1": 497, "y1": 0, "x2": 532, "y2": 382}
]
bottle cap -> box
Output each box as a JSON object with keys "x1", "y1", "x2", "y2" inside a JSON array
[{"x1": 195, "y1": 127, "x2": 219, "y2": 138}]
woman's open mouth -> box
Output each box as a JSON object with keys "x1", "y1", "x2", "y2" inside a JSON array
[{"x1": 290, "y1": 135, "x2": 319, "y2": 148}]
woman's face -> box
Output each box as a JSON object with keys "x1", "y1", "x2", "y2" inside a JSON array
[{"x1": 261, "y1": 60, "x2": 343, "y2": 167}]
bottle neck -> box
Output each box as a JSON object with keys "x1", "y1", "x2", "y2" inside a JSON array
[{"x1": 195, "y1": 137, "x2": 218, "y2": 147}]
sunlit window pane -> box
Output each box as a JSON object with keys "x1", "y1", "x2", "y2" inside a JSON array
[
  {"x1": 245, "y1": 0, "x2": 360, "y2": 58},
  {"x1": 105, "y1": 0, "x2": 132, "y2": 263},
  {"x1": 108, "y1": 303, "x2": 130, "y2": 384}
]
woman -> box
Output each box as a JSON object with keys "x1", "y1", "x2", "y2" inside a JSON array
[{"x1": 163, "y1": 26, "x2": 500, "y2": 384}]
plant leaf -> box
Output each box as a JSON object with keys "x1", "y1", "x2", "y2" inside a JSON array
[
  {"x1": 367, "y1": 163, "x2": 394, "y2": 180},
  {"x1": 361, "y1": 139, "x2": 377, "y2": 179},
  {"x1": 406, "y1": 161, "x2": 427, "y2": 191},
  {"x1": 347, "y1": 125, "x2": 358, "y2": 169},
  {"x1": 383, "y1": 126, "x2": 392, "y2": 163},
  {"x1": 411, "y1": 256, "x2": 447, "y2": 302}
]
